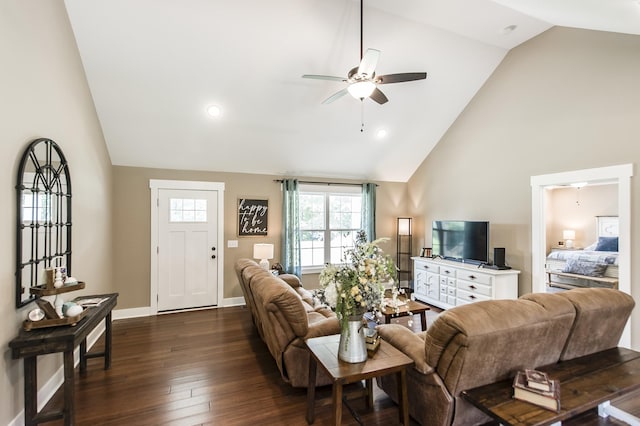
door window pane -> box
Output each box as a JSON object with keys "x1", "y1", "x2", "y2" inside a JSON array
[{"x1": 170, "y1": 198, "x2": 207, "y2": 222}]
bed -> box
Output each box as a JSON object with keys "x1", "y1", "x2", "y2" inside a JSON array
[{"x1": 546, "y1": 216, "x2": 619, "y2": 289}]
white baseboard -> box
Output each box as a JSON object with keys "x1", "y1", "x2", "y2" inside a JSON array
[
  {"x1": 223, "y1": 296, "x2": 246, "y2": 307},
  {"x1": 113, "y1": 306, "x2": 151, "y2": 320}
]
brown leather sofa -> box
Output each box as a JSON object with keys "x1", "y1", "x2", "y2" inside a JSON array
[
  {"x1": 235, "y1": 259, "x2": 340, "y2": 387},
  {"x1": 376, "y1": 288, "x2": 635, "y2": 425}
]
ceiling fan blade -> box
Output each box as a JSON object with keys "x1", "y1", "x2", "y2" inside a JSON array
[
  {"x1": 369, "y1": 87, "x2": 388, "y2": 105},
  {"x1": 357, "y1": 48, "x2": 380, "y2": 78},
  {"x1": 322, "y1": 88, "x2": 349, "y2": 104},
  {"x1": 302, "y1": 74, "x2": 347, "y2": 82},
  {"x1": 376, "y1": 72, "x2": 427, "y2": 84}
]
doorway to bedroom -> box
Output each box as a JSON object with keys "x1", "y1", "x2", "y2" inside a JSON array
[
  {"x1": 544, "y1": 183, "x2": 618, "y2": 290},
  {"x1": 530, "y1": 164, "x2": 632, "y2": 347}
]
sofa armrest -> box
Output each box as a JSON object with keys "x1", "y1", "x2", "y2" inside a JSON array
[
  {"x1": 305, "y1": 317, "x2": 340, "y2": 339},
  {"x1": 377, "y1": 324, "x2": 433, "y2": 374}
]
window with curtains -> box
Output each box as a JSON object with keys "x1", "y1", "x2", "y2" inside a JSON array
[{"x1": 299, "y1": 184, "x2": 362, "y2": 271}]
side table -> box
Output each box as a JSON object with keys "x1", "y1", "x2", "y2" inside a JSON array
[
  {"x1": 380, "y1": 297, "x2": 430, "y2": 331},
  {"x1": 9, "y1": 293, "x2": 118, "y2": 426},
  {"x1": 306, "y1": 334, "x2": 413, "y2": 425}
]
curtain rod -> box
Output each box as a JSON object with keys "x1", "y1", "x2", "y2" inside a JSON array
[{"x1": 273, "y1": 179, "x2": 378, "y2": 187}]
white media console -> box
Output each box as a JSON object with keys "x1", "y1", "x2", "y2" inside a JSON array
[{"x1": 413, "y1": 257, "x2": 520, "y2": 310}]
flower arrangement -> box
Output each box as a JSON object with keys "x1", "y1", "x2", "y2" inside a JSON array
[{"x1": 318, "y1": 230, "x2": 397, "y2": 333}]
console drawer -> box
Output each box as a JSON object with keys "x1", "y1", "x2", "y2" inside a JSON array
[
  {"x1": 456, "y1": 270, "x2": 491, "y2": 285},
  {"x1": 417, "y1": 262, "x2": 439, "y2": 274},
  {"x1": 457, "y1": 288, "x2": 491, "y2": 304},
  {"x1": 457, "y1": 280, "x2": 492, "y2": 297}
]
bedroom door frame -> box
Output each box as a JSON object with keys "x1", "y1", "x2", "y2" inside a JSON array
[{"x1": 531, "y1": 163, "x2": 633, "y2": 348}]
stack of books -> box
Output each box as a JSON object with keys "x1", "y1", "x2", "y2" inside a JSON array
[
  {"x1": 364, "y1": 329, "x2": 380, "y2": 355},
  {"x1": 512, "y1": 369, "x2": 561, "y2": 412}
]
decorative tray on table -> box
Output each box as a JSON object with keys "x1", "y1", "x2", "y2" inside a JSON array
[
  {"x1": 22, "y1": 297, "x2": 89, "y2": 331},
  {"x1": 28, "y1": 281, "x2": 86, "y2": 297},
  {"x1": 23, "y1": 309, "x2": 88, "y2": 331}
]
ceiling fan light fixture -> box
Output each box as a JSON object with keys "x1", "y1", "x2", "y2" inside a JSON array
[{"x1": 347, "y1": 81, "x2": 376, "y2": 99}]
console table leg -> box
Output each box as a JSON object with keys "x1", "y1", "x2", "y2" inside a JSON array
[
  {"x1": 80, "y1": 339, "x2": 87, "y2": 375},
  {"x1": 105, "y1": 311, "x2": 112, "y2": 369},
  {"x1": 24, "y1": 356, "x2": 37, "y2": 426},
  {"x1": 63, "y1": 350, "x2": 75, "y2": 425}
]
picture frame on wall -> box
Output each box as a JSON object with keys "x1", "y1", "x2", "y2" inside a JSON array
[
  {"x1": 238, "y1": 198, "x2": 268, "y2": 236},
  {"x1": 596, "y1": 215, "x2": 618, "y2": 238}
]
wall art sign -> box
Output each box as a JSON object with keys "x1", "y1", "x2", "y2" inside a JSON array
[{"x1": 238, "y1": 198, "x2": 268, "y2": 236}]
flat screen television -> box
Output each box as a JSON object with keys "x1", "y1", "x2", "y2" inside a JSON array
[{"x1": 432, "y1": 220, "x2": 489, "y2": 265}]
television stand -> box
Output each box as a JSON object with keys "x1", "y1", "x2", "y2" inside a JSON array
[{"x1": 412, "y1": 257, "x2": 519, "y2": 310}]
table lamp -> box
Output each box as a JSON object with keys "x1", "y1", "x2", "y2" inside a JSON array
[
  {"x1": 253, "y1": 243, "x2": 274, "y2": 270},
  {"x1": 563, "y1": 229, "x2": 576, "y2": 248}
]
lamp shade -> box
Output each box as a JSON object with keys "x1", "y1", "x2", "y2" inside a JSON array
[
  {"x1": 253, "y1": 243, "x2": 274, "y2": 260},
  {"x1": 253, "y1": 243, "x2": 274, "y2": 270},
  {"x1": 397, "y1": 217, "x2": 412, "y2": 236},
  {"x1": 562, "y1": 230, "x2": 576, "y2": 240}
]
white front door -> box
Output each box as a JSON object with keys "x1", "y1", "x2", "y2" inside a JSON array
[{"x1": 157, "y1": 188, "x2": 218, "y2": 311}]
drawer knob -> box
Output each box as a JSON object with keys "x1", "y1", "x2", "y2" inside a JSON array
[
  {"x1": 469, "y1": 295, "x2": 476, "y2": 300},
  {"x1": 468, "y1": 275, "x2": 477, "y2": 280},
  {"x1": 469, "y1": 285, "x2": 477, "y2": 290}
]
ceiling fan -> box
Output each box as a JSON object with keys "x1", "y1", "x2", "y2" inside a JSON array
[{"x1": 302, "y1": 0, "x2": 427, "y2": 105}]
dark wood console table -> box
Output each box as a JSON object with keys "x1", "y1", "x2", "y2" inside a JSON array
[
  {"x1": 9, "y1": 293, "x2": 118, "y2": 426},
  {"x1": 462, "y1": 347, "x2": 640, "y2": 426}
]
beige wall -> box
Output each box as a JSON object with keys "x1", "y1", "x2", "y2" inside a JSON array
[
  {"x1": 407, "y1": 27, "x2": 640, "y2": 348},
  {"x1": 1, "y1": 2, "x2": 114, "y2": 424},
  {"x1": 113, "y1": 166, "x2": 408, "y2": 308},
  {"x1": 545, "y1": 184, "x2": 618, "y2": 252}
]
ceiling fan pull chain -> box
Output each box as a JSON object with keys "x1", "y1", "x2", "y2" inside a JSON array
[{"x1": 360, "y1": 99, "x2": 365, "y2": 132}]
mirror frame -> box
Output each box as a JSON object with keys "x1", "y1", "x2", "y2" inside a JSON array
[{"x1": 15, "y1": 138, "x2": 72, "y2": 308}]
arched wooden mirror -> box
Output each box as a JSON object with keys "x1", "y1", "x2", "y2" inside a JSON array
[{"x1": 16, "y1": 138, "x2": 72, "y2": 308}]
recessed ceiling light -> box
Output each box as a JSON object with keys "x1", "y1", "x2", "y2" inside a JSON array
[
  {"x1": 206, "y1": 105, "x2": 222, "y2": 118},
  {"x1": 376, "y1": 129, "x2": 387, "y2": 138},
  {"x1": 501, "y1": 25, "x2": 518, "y2": 35}
]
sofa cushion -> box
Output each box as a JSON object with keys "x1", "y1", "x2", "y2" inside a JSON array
[
  {"x1": 554, "y1": 288, "x2": 635, "y2": 360},
  {"x1": 425, "y1": 296, "x2": 576, "y2": 395}
]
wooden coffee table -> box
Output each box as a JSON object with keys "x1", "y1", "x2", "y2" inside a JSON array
[
  {"x1": 380, "y1": 296, "x2": 430, "y2": 331},
  {"x1": 306, "y1": 334, "x2": 413, "y2": 425}
]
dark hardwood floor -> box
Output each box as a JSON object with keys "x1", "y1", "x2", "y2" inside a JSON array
[{"x1": 41, "y1": 305, "x2": 637, "y2": 425}]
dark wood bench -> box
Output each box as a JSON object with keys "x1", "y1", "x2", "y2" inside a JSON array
[{"x1": 461, "y1": 347, "x2": 640, "y2": 426}]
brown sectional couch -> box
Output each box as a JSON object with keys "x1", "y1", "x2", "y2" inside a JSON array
[
  {"x1": 235, "y1": 259, "x2": 340, "y2": 387},
  {"x1": 376, "y1": 288, "x2": 635, "y2": 425}
]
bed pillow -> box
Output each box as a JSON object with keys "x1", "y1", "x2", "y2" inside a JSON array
[
  {"x1": 594, "y1": 236, "x2": 618, "y2": 252},
  {"x1": 562, "y1": 259, "x2": 607, "y2": 277},
  {"x1": 583, "y1": 242, "x2": 597, "y2": 251}
]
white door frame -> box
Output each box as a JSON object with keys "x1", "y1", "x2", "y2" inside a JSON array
[
  {"x1": 150, "y1": 179, "x2": 225, "y2": 314},
  {"x1": 530, "y1": 163, "x2": 633, "y2": 348}
]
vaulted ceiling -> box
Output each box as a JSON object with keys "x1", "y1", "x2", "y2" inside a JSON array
[{"x1": 63, "y1": 0, "x2": 639, "y2": 182}]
